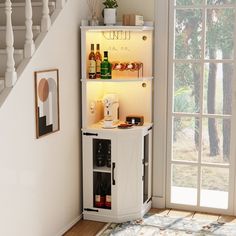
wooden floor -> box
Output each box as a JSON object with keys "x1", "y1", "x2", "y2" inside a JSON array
[
  {"x1": 63, "y1": 219, "x2": 106, "y2": 236},
  {"x1": 63, "y1": 208, "x2": 236, "y2": 236}
]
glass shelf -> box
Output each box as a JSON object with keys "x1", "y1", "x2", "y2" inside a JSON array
[{"x1": 93, "y1": 166, "x2": 111, "y2": 173}]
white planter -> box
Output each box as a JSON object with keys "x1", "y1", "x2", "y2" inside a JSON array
[{"x1": 104, "y1": 8, "x2": 117, "y2": 26}]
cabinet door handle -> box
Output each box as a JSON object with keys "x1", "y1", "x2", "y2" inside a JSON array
[
  {"x1": 83, "y1": 132, "x2": 98, "y2": 136},
  {"x1": 84, "y1": 208, "x2": 99, "y2": 212},
  {"x1": 112, "y1": 162, "x2": 116, "y2": 185}
]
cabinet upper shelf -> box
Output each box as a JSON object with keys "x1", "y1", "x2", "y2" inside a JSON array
[
  {"x1": 81, "y1": 77, "x2": 154, "y2": 82},
  {"x1": 80, "y1": 25, "x2": 154, "y2": 32}
]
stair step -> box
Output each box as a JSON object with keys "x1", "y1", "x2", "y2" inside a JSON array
[
  {"x1": 0, "y1": 25, "x2": 40, "y2": 49},
  {"x1": 0, "y1": 79, "x2": 4, "y2": 94},
  {"x1": 0, "y1": 49, "x2": 23, "y2": 77},
  {"x1": 0, "y1": 1, "x2": 56, "y2": 26}
]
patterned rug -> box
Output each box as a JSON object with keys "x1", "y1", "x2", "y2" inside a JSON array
[{"x1": 96, "y1": 212, "x2": 236, "y2": 235}]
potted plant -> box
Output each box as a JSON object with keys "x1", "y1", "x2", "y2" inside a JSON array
[{"x1": 103, "y1": 0, "x2": 118, "y2": 26}]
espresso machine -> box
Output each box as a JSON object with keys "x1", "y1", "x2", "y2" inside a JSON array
[{"x1": 102, "y1": 94, "x2": 119, "y2": 127}]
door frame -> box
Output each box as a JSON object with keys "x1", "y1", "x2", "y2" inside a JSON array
[{"x1": 152, "y1": 0, "x2": 169, "y2": 208}]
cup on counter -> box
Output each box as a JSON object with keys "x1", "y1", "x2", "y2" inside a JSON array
[{"x1": 103, "y1": 119, "x2": 114, "y2": 128}]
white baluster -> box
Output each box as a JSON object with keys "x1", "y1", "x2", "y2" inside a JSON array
[
  {"x1": 56, "y1": 0, "x2": 65, "y2": 10},
  {"x1": 5, "y1": 0, "x2": 17, "y2": 87},
  {"x1": 41, "y1": 0, "x2": 51, "y2": 32},
  {"x1": 24, "y1": 0, "x2": 35, "y2": 58}
]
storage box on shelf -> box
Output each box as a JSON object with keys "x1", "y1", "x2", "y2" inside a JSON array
[{"x1": 81, "y1": 25, "x2": 154, "y2": 222}]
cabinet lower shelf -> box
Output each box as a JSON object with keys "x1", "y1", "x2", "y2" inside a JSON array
[
  {"x1": 83, "y1": 200, "x2": 152, "y2": 223},
  {"x1": 93, "y1": 166, "x2": 111, "y2": 173}
]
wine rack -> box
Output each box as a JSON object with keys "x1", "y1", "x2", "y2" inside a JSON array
[
  {"x1": 112, "y1": 61, "x2": 143, "y2": 78},
  {"x1": 102, "y1": 30, "x2": 131, "y2": 40}
]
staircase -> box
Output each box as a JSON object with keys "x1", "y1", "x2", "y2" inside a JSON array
[{"x1": 0, "y1": 0, "x2": 66, "y2": 103}]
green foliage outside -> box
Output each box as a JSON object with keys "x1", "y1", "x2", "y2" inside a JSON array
[
  {"x1": 172, "y1": 0, "x2": 235, "y2": 191},
  {"x1": 174, "y1": 0, "x2": 234, "y2": 159}
]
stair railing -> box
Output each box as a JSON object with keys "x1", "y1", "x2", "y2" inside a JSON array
[
  {"x1": 41, "y1": 0, "x2": 51, "y2": 32},
  {"x1": 24, "y1": 0, "x2": 35, "y2": 58},
  {"x1": 5, "y1": 0, "x2": 17, "y2": 87},
  {"x1": 3, "y1": 0, "x2": 66, "y2": 89}
]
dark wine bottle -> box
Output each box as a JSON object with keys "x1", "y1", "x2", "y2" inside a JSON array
[
  {"x1": 95, "y1": 44, "x2": 102, "y2": 78},
  {"x1": 94, "y1": 174, "x2": 106, "y2": 208},
  {"x1": 105, "y1": 180, "x2": 111, "y2": 209},
  {"x1": 106, "y1": 143, "x2": 111, "y2": 168},
  {"x1": 96, "y1": 141, "x2": 105, "y2": 167}
]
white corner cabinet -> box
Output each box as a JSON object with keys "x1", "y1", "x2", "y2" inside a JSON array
[{"x1": 80, "y1": 25, "x2": 154, "y2": 223}]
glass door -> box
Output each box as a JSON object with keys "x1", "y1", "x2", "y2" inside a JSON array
[
  {"x1": 93, "y1": 139, "x2": 112, "y2": 210},
  {"x1": 143, "y1": 133, "x2": 149, "y2": 203},
  {"x1": 167, "y1": 0, "x2": 236, "y2": 214}
]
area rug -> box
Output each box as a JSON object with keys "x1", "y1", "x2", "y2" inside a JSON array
[{"x1": 96, "y1": 213, "x2": 236, "y2": 235}]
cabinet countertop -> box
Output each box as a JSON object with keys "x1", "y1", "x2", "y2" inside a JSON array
[{"x1": 82, "y1": 122, "x2": 153, "y2": 133}]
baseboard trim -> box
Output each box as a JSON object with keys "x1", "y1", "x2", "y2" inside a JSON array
[
  {"x1": 152, "y1": 196, "x2": 165, "y2": 209},
  {"x1": 55, "y1": 214, "x2": 82, "y2": 236}
]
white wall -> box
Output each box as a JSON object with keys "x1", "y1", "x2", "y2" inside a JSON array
[
  {"x1": 0, "y1": 0, "x2": 87, "y2": 235},
  {"x1": 97, "y1": 0, "x2": 154, "y2": 23},
  {"x1": 117, "y1": 0, "x2": 155, "y2": 22},
  {"x1": 96, "y1": 0, "x2": 154, "y2": 24}
]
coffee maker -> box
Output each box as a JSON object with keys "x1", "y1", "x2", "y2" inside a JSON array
[{"x1": 102, "y1": 94, "x2": 119, "y2": 126}]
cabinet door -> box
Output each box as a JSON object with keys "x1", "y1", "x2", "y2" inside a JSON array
[
  {"x1": 116, "y1": 130, "x2": 143, "y2": 216},
  {"x1": 82, "y1": 131, "x2": 117, "y2": 216},
  {"x1": 82, "y1": 133, "x2": 93, "y2": 210}
]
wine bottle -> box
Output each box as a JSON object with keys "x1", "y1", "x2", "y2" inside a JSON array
[
  {"x1": 88, "y1": 44, "x2": 96, "y2": 79},
  {"x1": 94, "y1": 174, "x2": 106, "y2": 208},
  {"x1": 106, "y1": 143, "x2": 111, "y2": 168},
  {"x1": 101, "y1": 51, "x2": 112, "y2": 79},
  {"x1": 95, "y1": 44, "x2": 102, "y2": 78},
  {"x1": 96, "y1": 141, "x2": 105, "y2": 167},
  {"x1": 105, "y1": 180, "x2": 111, "y2": 209}
]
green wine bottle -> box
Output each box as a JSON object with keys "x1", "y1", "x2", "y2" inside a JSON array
[{"x1": 101, "y1": 51, "x2": 111, "y2": 79}]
